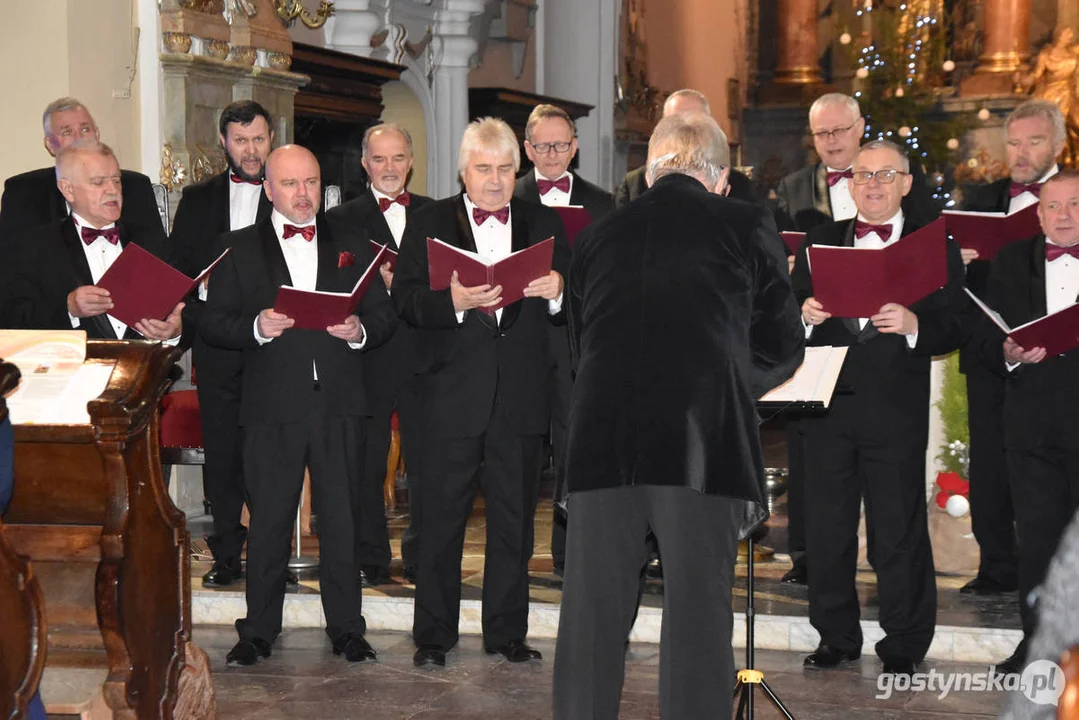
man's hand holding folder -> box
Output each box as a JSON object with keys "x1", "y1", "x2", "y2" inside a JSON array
[
  {"x1": 428, "y1": 237, "x2": 557, "y2": 314},
  {"x1": 271, "y1": 244, "x2": 388, "y2": 333}
]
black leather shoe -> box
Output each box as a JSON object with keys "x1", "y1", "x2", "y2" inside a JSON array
[
  {"x1": 781, "y1": 564, "x2": 807, "y2": 585},
  {"x1": 226, "y1": 638, "x2": 272, "y2": 667},
  {"x1": 332, "y1": 633, "x2": 377, "y2": 662},
  {"x1": 286, "y1": 570, "x2": 299, "y2": 586},
  {"x1": 403, "y1": 565, "x2": 418, "y2": 584},
  {"x1": 360, "y1": 565, "x2": 392, "y2": 587},
  {"x1": 960, "y1": 575, "x2": 1017, "y2": 596},
  {"x1": 202, "y1": 561, "x2": 243, "y2": 588},
  {"x1": 485, "y1": 638, "x2": 543, "y2": 663},
  {"x1": 804, "y1": 644, "x2": 861, "y2": 669},
  {"x1": 413, "y1": 644, "x2": 446, "y2": 667},
  {"x1": 995, "y1": 639, "x2": 1029, "y2": 675},
  {"x1": 881, "y1": 656, "x2": 915, "y2": 676}
]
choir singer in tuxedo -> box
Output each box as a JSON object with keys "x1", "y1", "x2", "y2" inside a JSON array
[
  {"x1": 393, "y1": 117, "x2": 570, "y2": 668},
  {"x1": 169, "y1": 99, "x2": 275, "y2": 589},
  {"x1": 203, "y1": 145, "x2": 397, "y2": 667},
  {"x1": 552, "y1": 113, "x2": 805, "y2": 719},
  {"x1": 327, "y1": 123, "x2": 433, "y2": 587},
  {"x1": 793, "y1": 140, "x2": 966, "y2": 677},
  {"x1": 2, "y1": 141, "x2": 183, "y2": 343}
]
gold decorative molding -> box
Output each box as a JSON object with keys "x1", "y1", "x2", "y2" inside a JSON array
[
  {"x1": 273, "y1": 0, "x2": 334, "y2": 29},
  {"x1": 204, "y1": 39, "x2": 231, "y2": 59},
  {"x1": 228, "y1": 45, "x2": 258, "y2": 65},
  {"x1": 159, "y1": 144, "x2": 188, "y2": 193},
  {"x1": 267, "y1": 51, "x2": 293, "y2": 70},
  {"x1": 163, "y1": 32, "x2": 193, "y2": 54}
]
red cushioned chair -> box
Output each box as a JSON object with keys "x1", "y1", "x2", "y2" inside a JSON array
[{"x1": 159, "y1": 389, "x2": 204, "y2": 466}]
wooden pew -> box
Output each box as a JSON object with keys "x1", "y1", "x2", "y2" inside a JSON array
[
  {"x1": 3, "y1": 342, "x2": 214, "y2": 719},
  {"x1": 0, "y1": 361, "x2": 48, "y2": 720}
]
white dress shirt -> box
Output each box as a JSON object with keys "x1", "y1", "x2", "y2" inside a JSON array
[
  {"x1": 229, "y1": 176, "x2": 263, "y2": 231},
  {"x1": 255, "y1": 210, "x2": 365, "y2": 355},
  {"x1": 1008, "y1": 166, "x2": 1059, "y2": 214},
  {"x1": 1006, "y1": 236, "x2": 1079, "y2": 372},
  {"x1": 69, "y1": 212, "x2": 126, "y2": 338},
  {"x1": 456, "y1": 195, "x2": 563, "y2": 325},
  {"x1": 371, "y1": 187, "x2": 408, "y2": 247},
  {"x1": 827, "y1": 165, "x2": 858, "y2": 221},
  {"x1": 806, "y1": 209, "x2": 917, "y2": 347},
  {"x1": 535, "y1": 169, "x2": 573, "y2": 207}
]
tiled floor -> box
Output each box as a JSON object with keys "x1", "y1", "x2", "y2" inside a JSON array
[{"x1": 199, "y1": 626, "x2": 1012, "y2": 719}]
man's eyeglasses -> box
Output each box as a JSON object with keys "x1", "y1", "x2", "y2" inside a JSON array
[
  {"x1": 851, "y1": 169, "x2": 909, "y2": 185},
  {"x1": 810, "y1": 121, "x2": 859, "y2": 141},
  {"x1": 529, "y1": 141, "x2": 574, "y2": 154}
]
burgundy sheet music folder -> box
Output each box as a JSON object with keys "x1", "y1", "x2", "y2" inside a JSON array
[
  {"x1": 427, "y1": 237, "x2": 555, "y2": 313},
  {"x1": 273, "y1": 245, "x2": 388, "y2": 330}
]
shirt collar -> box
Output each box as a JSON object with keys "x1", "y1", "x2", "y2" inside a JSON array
[
  {"x1": 463, "y1": 194, "x2": 511, "y2": 226},
  {"x1": 271, "y1": 209, "x2": 316, "y2": 240},
  {"x1": 534, "y1": 168, "x2": 572, "y2": 184},
  {"x1": 1038, "y1": 166, "x2": 1060, "y2": 184},
  {"x1": 856, "y1": 208, "x2": 905, "y2": 240},
  {"x1": 826, "y1": 164, "x2": 854, "y2": 173},
  {"x1": 71, "y1": 211, "x2": 116, "y2": 233},
  {"x1": 370, "y1": 186, "x2": 407, "y2": 204}
]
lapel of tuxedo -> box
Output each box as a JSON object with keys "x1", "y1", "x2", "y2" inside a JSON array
[
  {"x1": 499, "y1": 200, "x2": 531, "y2": 331},
  {"x1": 813, "y1": 163, "x2": 834, "y2": 219},
  {"x1": 60, "y1": 217, "x2": 118, "y2": 339},
  {"x1": 255, "y1": 188, "x2": 273, "y2": 224},
  {"x1": 996, "y1": 181, "x2": 1012, "y2": 213},
  {"x1": 453, "y1": 196, "x2": 480, "y2": 253},
  {"x1": 520, "y1": 173, "x2": 542, "y2": 203},
  {"x1": 568, "y1": 173, "x2": 588, "y2": 207},
  {"x1": 1030, "y1": 235, "x2": 1048, "y2": 319},
  {"x1": 50, "y1": 184, "x2": 69, "y2": 222},
  {"x1": 257, "y1": 217, "x2": 294, "y2": 289},
  {"x1": 363, "y1": 191, "x2": 397, "y2": 250},
  {"x1": 314, "y1": 216, "x2": 339, "y2": 292},
  {"x1": 213, "y1": 173, "x2": 232, "y2": 233}
]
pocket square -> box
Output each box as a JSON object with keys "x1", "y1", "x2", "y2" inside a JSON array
[{"x1": 338, "y1": 251, "x2": 355, "y2": 268}]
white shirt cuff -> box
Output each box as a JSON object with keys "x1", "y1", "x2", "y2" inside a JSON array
[
  {"x1": 1006, "y1": 360, "x2": 1021, "y2": 372},
  {"x1": 456, "y1": 309, "x2": 467, "y2": 324},
  {"x1": 905, "y1": 332, "x2": 918, "y2": 349},
  {"x1": 347, "y1": 324, "x2": 367, "y2": 350},
  {"x1": 198, "y1": 283, "x2": 208, "y2": 302},
  {"x1": 69, "y1": 312, "x2": 80, "y2": 328},
  {"x1": 163, "y1": 335, "x2": 181, "y2": 347},
  {"x1": 803, "y1": 319, "x2": 814, "y2": 339},
  {"x1": 254, "y1": 316, "x2": 273, "y2": 345},
  {"x1": 548, "y1": 292, "x2": 564, "y2": 314}
]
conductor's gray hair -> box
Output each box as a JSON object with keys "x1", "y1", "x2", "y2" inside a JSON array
[
  {"x1": 855, "y1": 139, "x2": 911, "y2": 173},
  {"x1": 646, "y1": 114, "x2": 730, "y2": 187},
  {"x1": 458, "y1": 117, "x2": 520, "y2": 176}
]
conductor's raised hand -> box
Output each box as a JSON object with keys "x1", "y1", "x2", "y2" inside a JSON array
[
  {"x1": 67, "y1": 286, "x2": 112, "y2": 318},
  {"x1": 327, "y1": 315, "x2": 365, "y2": 343},
  {"x1": 135, "y1": 301, "x2": 184, "y2": 341},
  {"x1": 1003, "y1": 337, "x2": 1047, "y2": 365},
  {"x1": 871, "y1": 303, "x2": 918, "y2": 335},
  {"x1": 257, "y1": 308, "x2": 295, "y2": 338},
  {"x1": 450, "y1": 270, "x2": 502, "y2": 312},
  {"x1": 524, "y1": 271, "x2": 564, "y2": 301},
  {"x1": 801, "y1": 297, "x2": 831, "y2": 326}
]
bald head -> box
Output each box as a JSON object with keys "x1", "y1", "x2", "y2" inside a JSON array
[
  {"x1": 663, "y1": 89, "x2": 711, "y2": 118},
  {"x1": 265, "y1": 145, "x2": 321, "y2": 224}
]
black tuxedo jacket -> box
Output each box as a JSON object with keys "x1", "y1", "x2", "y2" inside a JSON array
[
  {"x1": 325, "y1": 188, "x2": 434, "y2": 411},
  {"x1": 325, "y1": 188, "x2": 434, "y2": 253},
  {"x1": 392, "y1": 195, "x2": 571, "y2": 438},
  {"x1": 776, "y1": 162, "x2": 940, "y2": 232},
  {"x1": 792, "y1": 217, "x2": 967, "y2": 445},
  {"x1": 0, "y1": 167, "x2": 166, "y2": 247},
  {"x1": 565, "y1": 173, "x2": 804, "y2": 507},
  {"x1": 614, "y1": 165, "x2": 758, "y2": 208},
  {"x1": 976, "y1": 235, "x2": 1079, "y2": 451},
  {"x1": 513, "y1": 171, "x2": 615, "y2": 222},
  {"x1": 170, "y1": 171, "x2": 273, "y2": 277},
  {"x1": 2, "y1": 216, "x2": 171, "y2": 339},
  {"x1": 201, "y1": 215, "x2": 398, "y2": 426}
]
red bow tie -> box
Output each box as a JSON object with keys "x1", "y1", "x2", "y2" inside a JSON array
[
  {"x1": 826, "y1": 169, "x2": 854, "y2": 187},
  {"x1": 80, "y1": 226, "x2": 120, "y2": 245},
  {"x1": 1009, "y1": 181, "x2": 1042, "y2": 198},
  {"x1": 1046, "y1": 242, "x2": 1079, "y2": 261},
  {"x1": 538, "y1": 176, "x2": 571, "y2": 195},
  {"x1": 230, "y1": 173, "x2": 262, "y2": 186},
  {"x1": 283, "y1": 224, "x2": 316, "y2": 242},
  {"x1": 378, "y1": 193, "x2": 411, "y2": 212},
  {"x1": 473, "y1": 206, "x2": 510, "y2": 225},
  {"x1": 854, "y1": 221, "x2": 893, "y2": 240}
]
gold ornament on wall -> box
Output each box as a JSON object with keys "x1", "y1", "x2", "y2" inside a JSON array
[
  {"x1": 1017, "y1": 25, "x2": 1079, "y2": 167},
  {"x1": 273, "y1": 0, "x2": 334, "y2": 29},
  {"x1": 160, "y1": 144, "x2": 188, "y2": 193}
]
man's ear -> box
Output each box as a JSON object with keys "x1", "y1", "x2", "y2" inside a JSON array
[
  {"x1": 44, "y1": 136, "x2": 59, "y2": 158},
  {"x1": 57, "y1": 177, "x2": 76, "y2": 204},
  {"x1": 712, "y1": 167, "x2": 732, "y2": 196}
]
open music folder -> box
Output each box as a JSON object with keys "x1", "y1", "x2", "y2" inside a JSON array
[
  {"x1": 781, "y1": 231, "x2": 806, "y2": 255},
  {"x1": 807, "y1": 218, "x2": 948, "y2": 318},
  {"x1": 965, "y1": 288, "x2": 1079, "y2": 359},
  {"x1": 96, "y1": 244, "x2": 230, "y2": 329},
  {"x1": 758, "y1": 345, "x2": 849, "y2": 411},
  {"x1": 942, "y1": 204, "x2": 1040, "y2": 261},
  {"x1": 273, "y1": 244, "x2": 389, "y2": 330},
  {"x1": 371, "y1": 240, "x2": 398, "y2": 272},
  {"x1": 552, "y1": 206, "x2": 592, "y2": 248},
  {"x1": 427, "y1": 236, "x2": 555, "y2": 313}
]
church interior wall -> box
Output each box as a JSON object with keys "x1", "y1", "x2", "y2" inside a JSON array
[{"x1": 380, "y1": 80, "x2": 429, "y2": 196}]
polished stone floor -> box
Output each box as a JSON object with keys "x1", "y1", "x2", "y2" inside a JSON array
[{"x1": 199, "y1": 626, "x2": 1011, "y2": 719}]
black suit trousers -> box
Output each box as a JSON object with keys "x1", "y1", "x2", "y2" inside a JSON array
[
  {"x1": 192, "y1": 340, "x2": 247, "y2": 564},
  {"x1": 397, "y1": 378, "x2": 425, "y2": 569},
  {"x1": 552, "y1": 486, "x2": 741, "y2": 720},
  {"x1": 786, "y1": 418, "x2": 807, "y2": 566},
  {"x1": 548, "y1": 323, "x2": 573, "y2": 567},
  {"x1": 1007, "y1": 441, "x2": 1079, "y2": 636},
  {"x1": 412, "y1": 410, "x2": 544, "y2": 650},
  {"x1": 238, "y1": 395, "x2": 367, "y2": 644},
  {"x1": 965, "y1": 365, "x2": 1017, "y2": 583},
  {"x1": 802, "y1": 396, "x2": 937, "y2": 662}
]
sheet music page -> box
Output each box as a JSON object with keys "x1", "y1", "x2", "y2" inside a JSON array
[{"x1": 759, "y1": 346, "x2": 849, "y2": 407}]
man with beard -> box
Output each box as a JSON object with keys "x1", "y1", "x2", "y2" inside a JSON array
[
  {"x1": 327, "y1": 123, "x2": 432, "y2": 586},
  {"x1": 170, "y1": 100, "x2": 275, "y2": 588},
  {"x1": 203, "y1": 145, "x2": 397, "y2": 666},
  {"x1": 0, "y1": 97, "x2": 165, "y2": 246}
]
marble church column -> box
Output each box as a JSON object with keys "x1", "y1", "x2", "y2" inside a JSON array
[
  {"x1": 773, "y1": 0, "x2": 823, "y2": 85},
  {"x1": 960, "y1": 0, "x2": 1031, "y2": 96}
]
